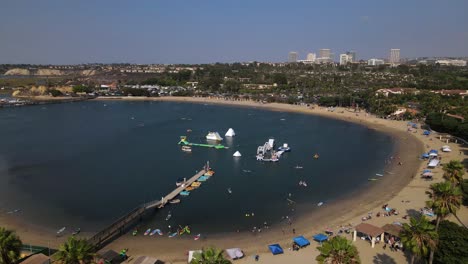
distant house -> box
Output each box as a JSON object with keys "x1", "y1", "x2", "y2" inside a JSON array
[
  {"x1": 432, "y1": 90, "x2": 468, "y2": 98},
  {"x1": 375, "y1": 88, "x2": 419, "y2": 97}
]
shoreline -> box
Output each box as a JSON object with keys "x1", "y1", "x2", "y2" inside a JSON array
[{"x1": 2, "y1": 96, "x2": 463, "y2": 263}]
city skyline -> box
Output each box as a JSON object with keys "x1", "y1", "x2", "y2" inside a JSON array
[{"x1": 1, "y1": 0, "x2": 467, "y2": 64}]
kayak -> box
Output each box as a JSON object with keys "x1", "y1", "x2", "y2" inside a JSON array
[
  {"x1": 155, "y1": 229, "x2": 163, "y2": 236},
  {"x1": 168, "y1": 232, "x2": 178, "y2": 238},
  {"x1": 150, "y1": 229, "x2": 158, "y2": 236},
  {"x1": 194, "y1": 234, "x2": 201, "y2": 240},
  {"x1": 144, "y1": 228, "x2": 151, "y2": 236}
]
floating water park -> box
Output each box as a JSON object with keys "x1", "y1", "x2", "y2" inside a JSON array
[{"x1": 178, "y1": 136, "x2": 228, "y2": 149}]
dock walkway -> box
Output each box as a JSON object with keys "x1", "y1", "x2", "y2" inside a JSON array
[{"x1": 88, "y1": 167, "x2": 207, "y2": 248}]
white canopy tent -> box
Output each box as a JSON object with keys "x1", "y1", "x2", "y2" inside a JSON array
[{"x1": 226, "y1": 248, "x2": 244, "y2": 260}]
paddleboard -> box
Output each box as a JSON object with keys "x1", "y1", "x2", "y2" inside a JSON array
[
  {"x1": 168, "y1": 232, "x2": 178, "y2": 238},
  {"x1": 194, "y1": 234, "x2": 201, "y2": 240},
  {"x1": 144, "y1": 228, "x2": 151, "y2": 236}
]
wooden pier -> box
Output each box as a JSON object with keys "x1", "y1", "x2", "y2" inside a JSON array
[{"x1": 88, "y1": 167, "x2": 208, "y2": 248}]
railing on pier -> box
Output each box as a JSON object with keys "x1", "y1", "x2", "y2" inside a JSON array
[{"x1": 87, "y1": 168, "x2": 207, "y2": 248}]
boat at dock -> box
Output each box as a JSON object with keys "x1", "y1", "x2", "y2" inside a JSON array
[
  {"x1": 176, "y1": 178, "x2": 186, "y2": 186},
  {"x1": 294, "y1": 165, "x2": 303, "y2": 169},
  {"x1": 206, "y1": 132, "x2": 223, "y2": 141},
  {"x1": 169, "y1": 199, "x2": 180, "y2": 204},
  {"x1": 227, "y1": 188, "x2": 232, "y2": 194}
]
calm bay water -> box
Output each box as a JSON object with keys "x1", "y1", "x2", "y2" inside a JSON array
[{"x1": 0, "y1": 101, "x2": 395, "y2": 233}]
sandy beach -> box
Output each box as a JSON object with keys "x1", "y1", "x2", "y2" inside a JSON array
[{"x1": 2, "y1": 96, "x2": 467, "y2": 264}]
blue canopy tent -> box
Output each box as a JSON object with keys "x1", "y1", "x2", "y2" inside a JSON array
[
  {"x1": 423, "y1": 130, "x2": 431, "y2": 135},
  {"x1": 268, "y1": 244, "x2": 284, "y2": 255},
  {"x1": 429, "y1": 149, "x2": 438, "y2": 154},
  {"x1": 313, "y1": 234, "x2": 329, "y2": 243},
  {"x1": 423, "y1": 169, "x2": 432, "y2": 173},
  {"x1": 421, "y1": 153, "x2": 430, "y2": 159},
  {"x1": 293, "y1": 236, "x2": 310, "y2": 248}
]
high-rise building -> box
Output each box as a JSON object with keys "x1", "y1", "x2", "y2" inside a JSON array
[
  {"x1": 306, "y1": 53, "x2": 316, "y2": 62},
  {"x1": 319, "y1": 49, "x2": 331, "y2": 59},
  {"x1": 368, "y1": 58, "x2": 385, "y2": 66},
  {"x1": 346, "y1": 51, "x2": 357, "y2": 62},
  {"x1": 339, "y1": 54, "x2": 352, "y2": 65},
  {"x1": 288, "y1": 51, "x2": 298, "y2": 63},
  {"x1": 390, "y1": 49, "x2": 400, "y2": 65}
]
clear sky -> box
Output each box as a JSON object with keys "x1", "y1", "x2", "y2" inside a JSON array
[{"x1": 1, "y1": 0, "x2": 467, "y2": 64}]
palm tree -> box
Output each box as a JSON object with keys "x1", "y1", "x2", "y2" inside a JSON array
[
  {"x1": 0, "y1": 227, "x2": 22, "y2": 264},
  {"x1": 190, "y1": 247, "x2": 231, "y2": 264},
  {"x1": 54, "y1": 236, "x2": 96, "y2": 264},
  {"x1": 442, "y1": 160, "x2": 464, "y2": 187},
  {"x1": 426, "y1": 181, "x2": 463, "y2": 264},
  {"x1": 400, "y1": 216, "x2": 438, "y2": 264},
  {"x1": 316, "y1": 236, "x2": 360, "y2": 264}
]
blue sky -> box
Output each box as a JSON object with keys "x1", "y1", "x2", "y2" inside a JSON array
[{"x1": 0, "y1": 0, "x2": 467, "y2": 64}]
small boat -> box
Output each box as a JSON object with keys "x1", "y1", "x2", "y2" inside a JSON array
[
  {"x1": 144, "y1": 228, "x2": 151, "y2": 236},
  {"x1": 168, "y1": 232, "x2": 178, "y2": 238},
  {"x1": 227, "y1": 188, "x2": 232, "y2": 194},
  {"x1": 314, "y1": 154, "x2": 319, "y2": 159},
  {"x1": 294, "y1": 165, "x2": 303, "y2": 169},
  {"x1": 368, "y1": 178, "x2": 378, "y2": 181},
  {"x1": 242, "y1": 169, "x2": 252, "y2": 173},
  {"x1": 317, "y1": 202, "x2": 324, "y2": 207},
  {"x1": 302, "y1": 181, "x2": 308, "y2": 187},
  {"x1": 278, "y1": 143, "x2": 291, "y2": 152},
  {"x1": 185, "y1": 186, "x2": 195, "y2": 191},
  {"x1": 194, "y1": 234, "x2": 201, "y2": 240},
  {"x1": 7, "y1": 209, "x2": 21, "y2": 214},
  {"x1": 155, "y1": 229, "x2": 163, "y2": 236},
  {"x1": 72, "y1": 228, "x2": 81, "y2": 236},
  {"x1": 376, "y1": 173, "x2": 384, "y2": 177},
  {"x1": 187, "y1": 129, "x2": 192, "y2": 132},
  {"x1": 176, "y1": 178, "x2": 186, "y2": 186},
  {"x1": 169, "y1": 199, "x2": 181, "y2": 204},
  {"x1": 182, "y1": 146, "x2": 192, "y2": 152},
  {"x1": 180, "y1": 191, "x2": 190, "y2": 196},
  {"x1": 56, "y1": 227, "x2": 66, "y2": 236},
  {"x1": 191, "y1": 182, "x2": 201, "y2": 188},
  {"x1": 150, "y1": 229, "x2": 158, "y2": 236},
  {"x1": 233, "y1": 151, "x2": 242, "y2": 157},
  {"x1": 165, "y1": 211, "x2": 172, "y2": 221},
  {"x1": 206, "y1": 132, "x2": 223, "y2": 141},
  {"x1": 299, "y1": 181, "x2": 303, "y2": 186}
]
